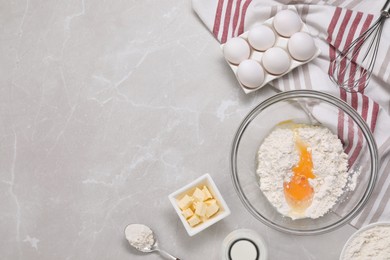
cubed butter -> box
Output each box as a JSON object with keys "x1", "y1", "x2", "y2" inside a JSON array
[
  {"x1": 189, "y1": 203, "x2": 196, "y2": 212},
  {"x1": 194, "y1": 201, "x2": 207, "y2": 217},
  {"x1": 178, "y1": 194, "x2": 193, "y2": 210},
  {"x1": 200, "y1": 216, "x2": 208, "y2": 223},
  {"x1": 188, "y1": 214, "x2": 201, "y2": 227},
  {"x1": 202, "y1": 186, "x2": 213, "y2": 200},
  {"x1": 176, "y1": 184, "x2": 222, "y2": 228},
  {"x1": 192, "y1": 187, "x2": 205, "y2": 201},
  {"x1": 182, "y1": 208, "x2": 194, "y2": 219},
  {"x1": 206, "y1": 199, "x2": 220, "y2": 218}
]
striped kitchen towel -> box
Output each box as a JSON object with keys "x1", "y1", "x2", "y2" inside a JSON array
[{"x1": 192, "y1": 0, "x2": 390, "y2": 228}]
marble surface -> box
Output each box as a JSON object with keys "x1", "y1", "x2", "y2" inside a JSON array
[{"x1": 0, "y1": 0, "x2": 357, "y2": 259}]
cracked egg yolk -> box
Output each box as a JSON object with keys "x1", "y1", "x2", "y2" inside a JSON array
[{"x1": 284, "y1": 139, "x2": 316, "y2": 210}]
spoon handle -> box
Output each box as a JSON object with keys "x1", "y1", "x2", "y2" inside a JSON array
[{"x1": 158, "y1": 248, "x2": 180, "y2": 260}]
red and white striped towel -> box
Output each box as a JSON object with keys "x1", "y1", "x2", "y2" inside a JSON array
[{"x1": 192, "y1": 0, "x2": 390, "y2": 228}]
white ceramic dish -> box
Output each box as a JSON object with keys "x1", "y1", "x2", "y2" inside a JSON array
[
  {"x1": 221, "y1": 9, "x2": 321, "y2": 94},
  {"x1": 339, "y1": 222, "x2": 390, "y2": 259},
  {"x1": 168, "y1": 173, "x2": 231, "y2": 236}
]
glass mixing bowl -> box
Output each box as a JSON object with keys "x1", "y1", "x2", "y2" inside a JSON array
[{"x1": 231, "y1": 90, "x2": 378, "y2": 235}]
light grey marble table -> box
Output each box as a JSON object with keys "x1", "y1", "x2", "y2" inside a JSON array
[{"x1": 0, "y1": 1, "x2": 357, "y2": 259}]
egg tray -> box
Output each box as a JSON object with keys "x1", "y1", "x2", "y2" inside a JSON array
[{"x1": 221, "y1": 13, "x2": 321, "y2": 94}]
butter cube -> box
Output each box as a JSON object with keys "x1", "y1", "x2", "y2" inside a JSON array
[
  {"x1": 194, "y1": 201, "x2": 207, "y2": 217},
  {"x1": 187, "y1": 214, "x2": 201, "y2": 227},
  {"x1": 200, "y1": 216, "x2": 208, "y2": 223},
  {"x1": 202, "y1": 186, "x2": 213, "y2": 200},
  {"x1": 177, "y1": 194, "x2": 193, "y2": 210},
  {"x1": 182, "y1": 208, "x2": 194, "y2": 219},
  {"x1": 205, "y1": 199, "x2": 220, "y2": 218},
  {"x1": 192, "y1": 187, "x2": 205, "y2": 201}
]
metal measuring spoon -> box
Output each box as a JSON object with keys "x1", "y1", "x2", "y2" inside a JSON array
[{"x1": 124, "y1": 224, "x2": 180, "y2": 260}]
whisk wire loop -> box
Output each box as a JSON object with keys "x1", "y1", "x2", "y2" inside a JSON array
[{"x1": 329, "y1": 2, "x2": 389, "y2": 92}]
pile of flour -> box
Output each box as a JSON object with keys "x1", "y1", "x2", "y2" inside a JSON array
[
  {"x1": 256, "y1": 124, "x2": 352, "y2": 219},
  {"x1": 342, "y1": 224, "x2": 390, "y2": 259},
  {"x1": 125, "y1": 224, "x2": 155, "y2": 250}
]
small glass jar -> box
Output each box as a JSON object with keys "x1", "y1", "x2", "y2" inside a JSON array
[{"x1": 221, "y1": 229, "x2": 268, "y2": 260}]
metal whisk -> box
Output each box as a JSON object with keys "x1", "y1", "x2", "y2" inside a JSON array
[{"x1": 330, "y1": 0, "x2": 390, "y2": 92}]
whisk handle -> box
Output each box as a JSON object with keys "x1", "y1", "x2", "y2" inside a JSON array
[{"x1": 381, "y1": 0, "x2": 390, "y2": 17}]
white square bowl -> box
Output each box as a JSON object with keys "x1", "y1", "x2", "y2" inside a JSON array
[{"x1": 168, "y1": 173, "x2": 231, "y2": 236}]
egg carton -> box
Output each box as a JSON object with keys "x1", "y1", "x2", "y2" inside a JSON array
[{"x1": 221, "y1": 11, "x2": 321, "y2": 94}]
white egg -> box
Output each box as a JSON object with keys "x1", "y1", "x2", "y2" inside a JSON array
[
  {"x1": 223, "y1": 37, "x2": 251, "y2": 64},
  {"x1": 262, "y1": 47, "x2": 291, "y2": 75},
  {"x1": 247, "y1": 25, "x2": 276, "y2": 51},
  {"x1": 273, "y1": 9, "x2": 302, "y2": 37},
  {"x1": 236, "y1": 59, "x2": 265, "y2": 89},
  {"x1": 288, "y1": 32, "x2": 317, "y2": 61}
]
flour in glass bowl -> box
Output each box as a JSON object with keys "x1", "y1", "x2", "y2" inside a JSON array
[{"x1": 256, "y1": 123, "x2": 354, "y2": 219}]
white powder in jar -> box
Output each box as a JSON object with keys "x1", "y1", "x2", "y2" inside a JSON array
[
  {"x1": 256, "y1": 124, "x2": 353, "y2": 219},
  {"x1": 342, "y1": 224, "x2": 390, "y2": 259}
]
